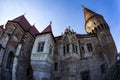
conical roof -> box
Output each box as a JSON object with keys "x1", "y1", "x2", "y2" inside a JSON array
[{"x1": 84, "y1": 7, "x2": 98, "y2": 21}]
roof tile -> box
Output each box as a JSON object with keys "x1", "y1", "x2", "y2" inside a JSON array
[
  {"x1": 12, "y1": 15, "x2": 31, "y2": 31},
  {"x1": 29, "y1": 25, "x2": 40, "y2": 36},
  {"x1": 12, "y1": 15, "x2": 39, "y2": 37}
]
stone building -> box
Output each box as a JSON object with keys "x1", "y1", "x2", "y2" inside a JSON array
[
  {"x1": 31, "y1": 7, "x2": 117, "y2": 80},
  {"x1": 0, "y1": 7, "x2": 117, "y2": 80},
  {"x1": 0, "y1": 15, "x2": 39, "y2": 80}
]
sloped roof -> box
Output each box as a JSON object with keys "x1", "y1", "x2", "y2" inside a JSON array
[
  {"x1": 41, "y1": 24, "x2": 52, "y2": 34},
  {"x1": 29, "y1": 25, "x2": 40, "y2": 37},
  {"x1": 37, "y1": 24, "x2": 56, "y2": 42},
  {"x1": 83, "y1": 7, "x2": 100, "y2": 21},
  {"x1": 12, "y1": 15, "x2": 39, "y2": 37},
  {"x1": 12, "y1": 15, "x2": 31, "y2": 31}
]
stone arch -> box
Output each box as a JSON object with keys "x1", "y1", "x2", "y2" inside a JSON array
[
  {"x1": 6, "y1": 51, "x2": 15, "y2": 71},
  {"x1": 5, "y1": 51, "x2": 15, "y2": 80},
  {"x1": 26, "y1": 67, "x2": 33, "y2": 80}
]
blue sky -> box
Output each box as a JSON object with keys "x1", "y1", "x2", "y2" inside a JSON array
[{"x1": 0, "y1": 0, "x2": 120, "y2": 52}]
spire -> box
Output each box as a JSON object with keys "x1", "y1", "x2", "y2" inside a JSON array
[
  {"x1": 81, "y1": 4, "x2": 85, "y2": 8},
  {"x1": 23, "y1": 13, "x2": 26, "y2": 16},
  {"x1": 50, "y1": 21, "x2": 52, "y2": 25},
  {"x1": 83, "y1": 7, "x2": 98, "y2": 21},
  {"x1": 38, "y1": 23, "x2": 55, "y2": 42}
]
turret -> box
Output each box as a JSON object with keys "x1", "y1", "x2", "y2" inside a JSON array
[
  {"x1": 83, "y1": 7, "x2": 117, "y2": 66},
  {"x1": 31, "y1": 23, "x2": 55, "y2": 80},
  {"x1": 84, "y1": 7, "x2": 109, "y2": 34}
]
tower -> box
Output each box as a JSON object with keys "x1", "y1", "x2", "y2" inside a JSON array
[
  {"x1": 0, "y1": 15, "x2": 39, "y2": 80},
  {"x1": 84, "y1": 7, "x2": 117, "y2": 66},
  {"x1": 31, "y1": 24, "x2": 55, "y2": 80}
]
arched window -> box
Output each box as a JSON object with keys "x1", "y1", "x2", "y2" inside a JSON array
[
  {"x1": 72, "y1": 44, "x2": 75, "y2": 52},
  {"x1": 66, "y1": 44, "x2": 69, "y2": 53},
  {"x1": 98, "y1": 25, "x2": 101, "y2": 31},
  {"x1": 100, "y1": 24, "x2": 104, "y2": 30},
  {"x1": 72, "y1": 44, "x2": 78, "y2": 53},
  {"x1": 63, "y1": 46, "x2": 65, "y2": 56},
  {"x1": 6, "y1": 51, "x2": 14, "y2": 72},
  {"x1": 49, "y1": 45, "x2": 52, "y2": 54},
  {"x1": 87, "y1": 43, "x2": 93, "y2": 52},
  {"x1": 94, "y1": 27, "x2": 97, "y2": 33},
  {"x1": 103, "y1": 24, "x2": 106, "y2": 29},
  {"x1": 92, "y1": 30, "x2": 94, "y2": 34},
  {"x1": 37, "y1": 42, "x2": 45, "y2": 52},
  {"x1": 93, "y1": 22, "x2": 96, "y2": 25},
  {"x1": 76, "y1": 45, "x2": 78, "y2": 53},
  {"x1": 80, "y1": 46, "x2": 85, "y2": 58}
]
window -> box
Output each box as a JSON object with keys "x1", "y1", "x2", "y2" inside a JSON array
[
  {"x1": 72, "y1": 44, "x2": 77, "y2": 53},
  {"x1": 98, "y1": 25, "x2": 101, "y2": 31},
  {"x1": 63, "y1": 44, "x2": 70, "y2": 55},
  {"x1": 94, "y1": 27, "x2": 97, "y2": 33},
  {"x1": 100, "y1": 24, "x2": 104, "y2": 29},
  {"x1": 54, "y1": 62, "x2": 58, "y2": 71},
  {"x1": 63, "y1": 46, "x2": 65, "y2": 56},
  {"x1": 72, "y1": 44, "x2": 75, "y2": 52},
  {"x1": 66, "y1": 44, "x2": 69, "y2": 53},
  {"x1": 81, "y1": 46, "x2": 85, "y2": 58},
  {"x1": 92, "y1": 30, "x2": 94, "y2": 33},
  {"x1": 49, "y1": 45, "x2": 52, "y2": 54},
  {"x1": 81, "y1": 46, "x2": 85, "y2": 53},
  {"x1": 76, "y1": 46, "x2": 78, "y2": 53},
  {"x1": 101, "y1": 64, "x2": 106, "y2": 74},
  {"x1": 87, "y1": 43, "x2": 93, "y2": 52},
  {"x1": 37, "y1": 42, "x2": 45, "y2": 52},
  {"x1": 0, "y1": 44, "x2": 2, "y2": 51},
  {"x1": 81, "y1": 70, "x2": 90, "y2": 80}
]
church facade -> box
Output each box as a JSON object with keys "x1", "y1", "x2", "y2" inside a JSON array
[{"x1": 0, "y1": 7, "x2": 117, "y2": 80}]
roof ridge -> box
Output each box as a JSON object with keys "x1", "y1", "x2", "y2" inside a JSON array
[{"x1": 19, "y1": 15, "x2": 24, "y2": 23}]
